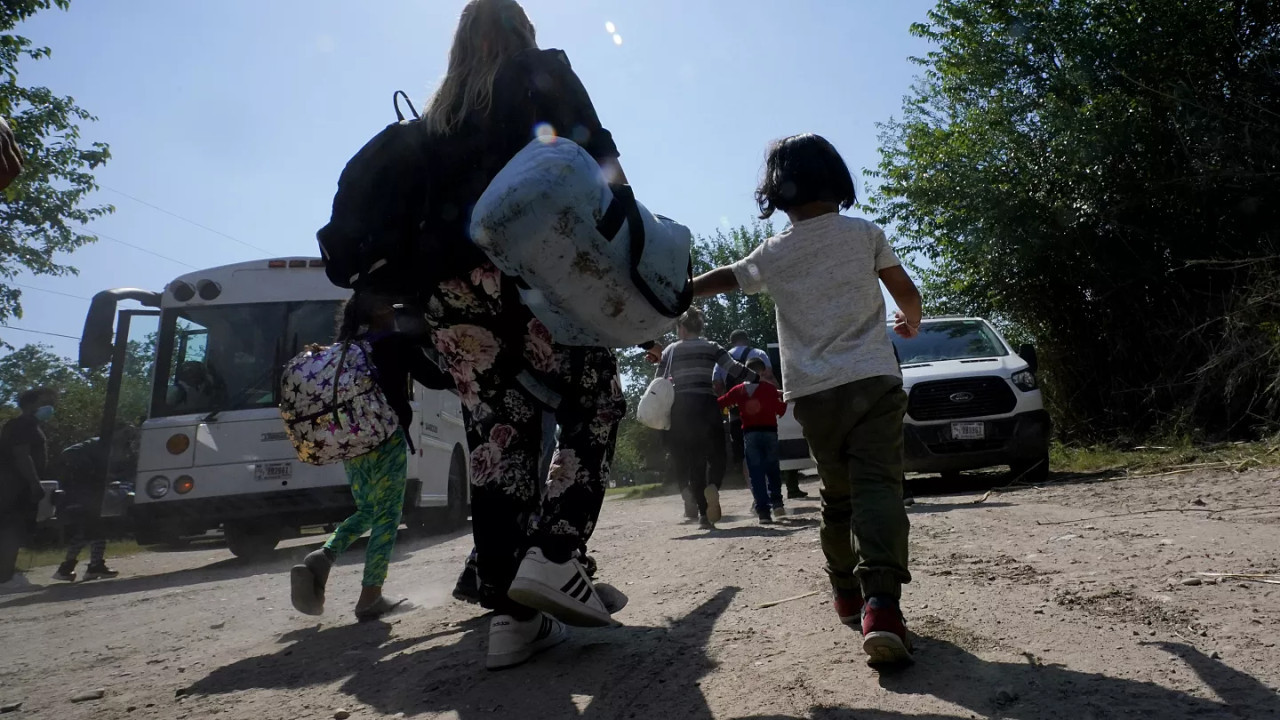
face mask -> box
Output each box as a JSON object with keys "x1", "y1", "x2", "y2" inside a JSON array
[{"x1": 34, "y1": 405, "x2": 55, "y2": 422}]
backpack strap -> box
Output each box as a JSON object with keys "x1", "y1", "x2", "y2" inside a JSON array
[
  {"x1": 597, "y1": 184, "x2": 693, "y2": 319},
  {"x1": 393, "y1": 90, "x2": 419, "y2": 122}
]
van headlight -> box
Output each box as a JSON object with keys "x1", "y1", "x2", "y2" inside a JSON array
[{"x1": 1011, "y1": 371, "x2": 1038, "y2": 392}]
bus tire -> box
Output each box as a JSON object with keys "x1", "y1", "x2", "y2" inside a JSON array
[{"x1": 224, "y1": 522, "x2": 281, "y2": 560}]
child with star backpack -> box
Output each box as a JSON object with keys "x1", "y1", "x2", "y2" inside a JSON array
[{"x1": 284, "y1": 291, "x2": 441, "y2": 622}]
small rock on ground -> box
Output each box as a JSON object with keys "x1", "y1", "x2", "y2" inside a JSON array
[
  {"x1": 70, "y1": 689, "x2": 105, "y2": 703},
  {"x1": 334, "y1": 710, "x2": 351, "y2": 720}
]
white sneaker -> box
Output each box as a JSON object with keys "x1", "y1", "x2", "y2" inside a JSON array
[
  {"x1": 507, "y1": 547, "x2": 619, "y2": 627},
  {"x1": 704, "y1": 485, "x2": 722, "y2": 524},
  {"x1": 486, "y1": 612, "x2": 568, "y2": 670}
]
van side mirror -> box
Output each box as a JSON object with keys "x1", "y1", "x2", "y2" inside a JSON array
[{"x1": 1018, "y1": 343, "x2": 1038, "y2": 375}]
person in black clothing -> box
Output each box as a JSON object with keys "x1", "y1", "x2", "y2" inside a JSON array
[
  {"x1": 289, "y1": 291, "x2": 442, "y2": 621},
  {"x1": 0, "y1": 387, "x2": 57, "y2": 583},
  {"x1": 418, "y1": 0, "x2": 628, "y2": 670},
  {"x1": 52, "y1": 426, "x2": 138, "y2": 582}
]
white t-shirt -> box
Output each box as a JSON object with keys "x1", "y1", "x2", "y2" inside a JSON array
[{"x1": 731, "y1": 214, "x2": 901, "y2": 401}]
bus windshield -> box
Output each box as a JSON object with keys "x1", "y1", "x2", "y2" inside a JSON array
[
  {"x1": 152, "y1": 301, "x2": 342, "y2": 417},
  {"x1": 889, "y1": 320, "x2": 1008, "y2": 365}
]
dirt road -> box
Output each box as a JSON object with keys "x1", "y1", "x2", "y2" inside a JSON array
[{"x1": 2, "y1": 469, "x2": 1278, "y2": 719}]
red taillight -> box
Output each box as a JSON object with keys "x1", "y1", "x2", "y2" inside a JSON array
[
  {"x1": 267, "y1": 260, "x2": 286, "y2": 268},
  {"x1": 288, "y1": 260, "x2": 307, "y2": 268}
]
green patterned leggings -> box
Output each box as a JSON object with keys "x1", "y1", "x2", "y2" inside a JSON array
[{"x1": 325, "y1": 430, "x2": 407, "y2": 587}]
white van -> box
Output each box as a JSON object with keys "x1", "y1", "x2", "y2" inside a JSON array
[{"x1": 768, "y1": 317, "x2": 1050, "y2": 481}]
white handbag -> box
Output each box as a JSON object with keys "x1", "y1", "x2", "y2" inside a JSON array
[
  {"x1": 636, "y1": 345, "x2": 677, "y2": 430},
  {"x1": 637, "y1": 376, "x2": 675, "y2": 430}
]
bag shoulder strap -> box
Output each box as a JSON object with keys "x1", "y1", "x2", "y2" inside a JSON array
[
  {"x1": 596, "y1": 184, "x2": 692, "y2": 319},
  {"x1": 393, "y1": 90, "x2": 419, "y2": 122}
]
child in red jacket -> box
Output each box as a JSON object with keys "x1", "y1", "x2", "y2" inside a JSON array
[{"x1": 718, "y1": 359, "x2": 788, "y2": 523}]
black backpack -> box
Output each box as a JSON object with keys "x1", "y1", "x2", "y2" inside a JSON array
[{"x1": 316, "y1": 91, "x2": 434, "y2": 295}]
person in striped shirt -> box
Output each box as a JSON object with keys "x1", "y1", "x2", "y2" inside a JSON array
[{"x1": 656, "y1": 308, "x2": 757, "y2": 529}]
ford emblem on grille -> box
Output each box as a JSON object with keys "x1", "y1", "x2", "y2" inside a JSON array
[{"x1": 949, "y1": 392, "x2": 975, "y2": 403}]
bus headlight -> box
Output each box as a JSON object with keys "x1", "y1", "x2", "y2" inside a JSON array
[
  {"x1": 166, "y1": 433, "x2": 190, "y2": 455},
  {"x1": 146, "y1": 476, "x2": 171, "y2": 499},
  {"x1": 174, "y1": 476, "x2": 195, "y2": 494}
]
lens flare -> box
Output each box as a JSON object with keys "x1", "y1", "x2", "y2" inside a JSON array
[
  {"x1": 605, "y1": 21, "x2": 616, "y2": 33},
  {"x1": 613, "y1": 33, "x2": 623, "y2": 45}
]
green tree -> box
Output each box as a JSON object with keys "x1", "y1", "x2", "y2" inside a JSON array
[
  {"x1": 0, "y1": 0, "x2": 112, "y2": 332},
  {"x1": 869, "y1": 0, "x2": 1280, "y2": 440}
]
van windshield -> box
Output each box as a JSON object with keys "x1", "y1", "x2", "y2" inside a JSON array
[{"x1": 889, "y1": 320, "x2": 1008, "y2": 364}]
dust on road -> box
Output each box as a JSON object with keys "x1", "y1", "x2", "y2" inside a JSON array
[{"x1": 2, "y1": 470, "x2": 1278, "y2": 719}]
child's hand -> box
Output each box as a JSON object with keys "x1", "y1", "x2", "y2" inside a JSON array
[{"x1": 893, "y1": 310, "x2": 920, "y2": 339}]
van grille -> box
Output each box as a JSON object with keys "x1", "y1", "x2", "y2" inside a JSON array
[{"x1": 907, "y1": 377, "x2": 1016, "y2": 421}]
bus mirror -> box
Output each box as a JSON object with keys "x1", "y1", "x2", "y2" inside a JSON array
[{"x1": 78, "y1": 289, "x2": 162, "y2": 369}]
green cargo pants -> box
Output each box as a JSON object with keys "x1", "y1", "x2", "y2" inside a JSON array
[{"x1": 791, "y1": 375, "x2": 911, "y2": 599}]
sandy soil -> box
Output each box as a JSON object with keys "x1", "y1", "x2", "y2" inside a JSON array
[{"x1": 1, "y1": 468, "x2": 1278, "y2": 719}]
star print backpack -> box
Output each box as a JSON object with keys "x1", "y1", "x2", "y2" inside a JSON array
[{"x1": 278, "y1": 340, "x2": 400, "y2": 465}]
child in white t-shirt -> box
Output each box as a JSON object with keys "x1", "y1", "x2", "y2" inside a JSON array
[{"x1": 690, "y1": 133, "x2": 923, "y2": 668}]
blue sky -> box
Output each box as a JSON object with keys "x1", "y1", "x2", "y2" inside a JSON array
[{"x1": 5, "y1": 0, "x2": 935, "y2": 358}]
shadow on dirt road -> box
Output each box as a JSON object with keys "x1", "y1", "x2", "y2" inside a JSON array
[{"x1": 185, "y1": 587, "x2": 741, "y2": 719}]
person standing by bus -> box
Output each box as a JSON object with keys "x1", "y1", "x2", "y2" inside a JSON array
[
  {"x1": 51, "y1": 426, "x2": 138, "y2": 582},
  {"x1": 0, "y1": 388, "x2": 57, "y2": 583}
]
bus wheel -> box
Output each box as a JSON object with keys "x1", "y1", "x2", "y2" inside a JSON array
[{"x1": 224, "y1": 522, "x2": 281, "y2": 560}]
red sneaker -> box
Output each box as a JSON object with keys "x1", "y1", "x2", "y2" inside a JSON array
[
  {"x1": 833, "y1": 589, "x2": 863, "y2": 628},
  {"x1": 861, "y1": 596, "x2": 914, "y2": 667}
]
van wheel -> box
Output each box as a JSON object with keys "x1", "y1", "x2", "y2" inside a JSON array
[
  {"x1": 224, "y1": 522, "x2": 281, "y2": 560},
  {"x1": 1010, "y1": 454, "x2": 1050, "y2": 484},
  {"x1": 418, "y1": 448, "x2": 470, "y2": 535}
]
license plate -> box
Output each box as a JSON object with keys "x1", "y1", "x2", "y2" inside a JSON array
[
  {"x1": 255, "y1": 462, "x2": 293, "y2": 481},
  {"x1": 951, "y1": 422, "x2": 985, "y2": 441}
]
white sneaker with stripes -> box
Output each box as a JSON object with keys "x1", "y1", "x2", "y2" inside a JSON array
[
  {"x1": 486, "y1": 611, "x2": 568, "y2": 670},
  {"x1": 507, "y1": 547, "x2": 620, "y2": 627}
]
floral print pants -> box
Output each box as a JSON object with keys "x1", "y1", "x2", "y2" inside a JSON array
[{"x1": 426, "y1": 264, "x2": 626, "y2": 612}]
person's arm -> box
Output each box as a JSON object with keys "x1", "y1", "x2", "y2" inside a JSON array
[
  {"x1": 871, "y1": 225, "x2": 922, "y2": 339},
  {"x1": 880, "y1": 265, "x2": 923, "y2": 339},
  {"x1": 717, "y1": 385, "x2": 743, "y2": 410},
  {"x1": 716, "y1": 346, "x2": 758, "y2": 387},
  {"x1": 0, "y1": 117, "x2": 22, "y2": 191},
  {"x1": 404, "y1": 342, "x2": 454, "y2": 390},
  {"x1": 11, "y1": 445, "x2": 44, "y2": 500},
  {"x1": 691, "y1": 267, "x2": 739, "y2": 298}
]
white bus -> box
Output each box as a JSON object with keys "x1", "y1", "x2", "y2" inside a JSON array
[{"x1": 78, "y1": 257, "x2": 470, "y2": 559}]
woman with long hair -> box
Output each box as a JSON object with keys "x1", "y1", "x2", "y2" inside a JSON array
[{"x1": 420, "y1": 0, "x2": 627, "y2": 670}]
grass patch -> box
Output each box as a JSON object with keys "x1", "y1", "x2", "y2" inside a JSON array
[
  {"x1": 14, "y1": 539, "x2": 148, "y2": 572},
  {"x1": 604, "y1": 482, "x2": 673, "y2": 500},
  {"x1": 1051, "y1": 439, "x2": 1278, "y2": 476}
]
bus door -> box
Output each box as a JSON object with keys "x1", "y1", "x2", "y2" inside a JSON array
[{"x1": 97, "y1": 309, "x2": 160, "y2": 519}]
